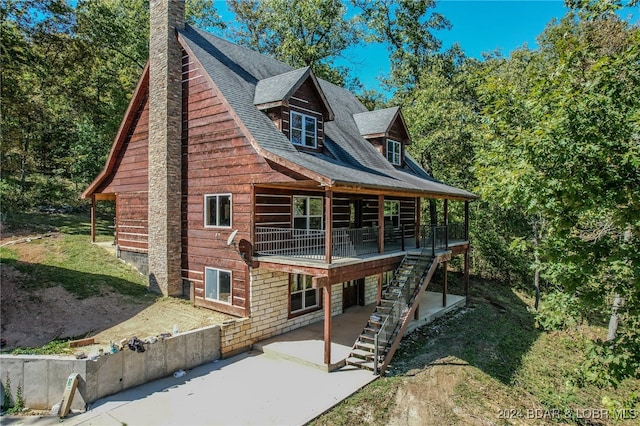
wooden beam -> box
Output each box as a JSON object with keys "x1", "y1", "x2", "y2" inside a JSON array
[
  {"x1": 442, "y1": 261, "x2": 448, "y2": 307},
  {"x1": 90, "y1": 195, "x2": 96, "y2": 243},
  {"x1": 378, "y1": 194, "x2": 384, "y2": 254},
  {"x1": 415, "y1": 197, "x2": 421, "y2": 248},
  {"x1": 464, "y1": 250, "x2": 470, "y2": 305},
  {"x1": 324, "y1": 285, "x2": 332, "y2": 366},
  {"x1": 464, "y1": 200, "x2": 470, "y2": 241},
  {"x1": 376, "y1": 273, "x2": 382, "y2": 304},
  {"x1": 325, "y1": 189, "x2": 333, "y2": 264}
]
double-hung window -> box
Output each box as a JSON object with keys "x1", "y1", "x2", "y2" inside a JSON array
[
  {"x1": 205, "y1": 194, "x2": 231, "y2": 228},
  {"x1": 290, "y1": 273, "x2": 319, "y2": 313},
  {"x1": 386, "y1": 139, "x2": 401, "y2": 165},
  {"x1": 290, "y1": 111, "x2": 317, "y2": 148},
  {"x1": 204, "y1": 267, "x2": 232, "y2": 304},
  {"x1": 293, "y1": 196, "x2": 323, "y2": 231}
]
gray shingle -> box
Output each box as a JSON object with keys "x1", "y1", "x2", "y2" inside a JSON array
[
  {"x1": 353, "y1": 107, "x2": 400, "y2": 137},
  {"x1": 178, "y1": 26, "x2": 476, "y2": 200},
  {"x1": 254, "y1": 67, "x2": 309, "y2": 106}
]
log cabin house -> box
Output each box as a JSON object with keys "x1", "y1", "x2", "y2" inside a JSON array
[{"x1": 82, "y1": 1, "x2": 477, "y2": 374}]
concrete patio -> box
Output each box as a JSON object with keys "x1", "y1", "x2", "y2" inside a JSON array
[{"x1": 254, "y1": 291, "x2": 466, "y2": 371}]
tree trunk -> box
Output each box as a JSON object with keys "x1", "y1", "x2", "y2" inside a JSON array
[
  {"x1": 429, "y1": 199, "x2": 437, "y2": 226},
  {"x1": 607, "y1": 295, "x2": 624, "y2": 341},
  {"x1": 532, "y1": 220, "x2": 541, "y2": 310}
]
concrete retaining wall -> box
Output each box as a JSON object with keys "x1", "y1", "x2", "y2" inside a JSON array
[{"x1": 0, "y1": 325, "x2": 221, "y2": 411}]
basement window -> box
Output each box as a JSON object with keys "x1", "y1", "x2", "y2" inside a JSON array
[
  {"x1": 204, "y1": 194, "x2": 232, "y2": 228},
  {"x1": 205, "y1": 267, "x2": 232, "y2": 304},
  {"x1": 290, "y1": 273, "x2": 319, "y2": 315}
]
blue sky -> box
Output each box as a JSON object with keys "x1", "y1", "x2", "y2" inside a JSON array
[{"x1": 217, "y1": 1, "x2": 639, "y2": 92}]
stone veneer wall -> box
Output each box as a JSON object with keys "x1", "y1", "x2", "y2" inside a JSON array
[
  {"x1": 364, "y1": 275, "x2": 379, "y2": 305},
  {"x1": 220, "y1": 269, "x2": 382, "y2": 356},
  {"x1": 147, "y1": 0, "x2": 184, "y2": 296}
]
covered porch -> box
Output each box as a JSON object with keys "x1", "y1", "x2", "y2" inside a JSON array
[{"x1": 253, "y1": 291, "x2": 466, "y2": 372}]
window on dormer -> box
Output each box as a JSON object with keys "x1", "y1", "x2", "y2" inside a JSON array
[
  {"x1": 386, "y1": 139, "x2": 401, "y2": 165},
  {"x1": 291, "y1": 111, "x2": 317, "y2": 148}
]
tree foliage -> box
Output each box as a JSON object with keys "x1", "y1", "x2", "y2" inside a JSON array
[{"x1": 227, "y1": 0, "x2": 360, "y2": 87}]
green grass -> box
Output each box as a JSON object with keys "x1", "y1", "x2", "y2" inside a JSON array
[
  {"x1": 1, "y1": 211, "x2": 149, "y2": 299},
  {"x1": 311, "y1": 276, "x2": 640, "y2": 425}
]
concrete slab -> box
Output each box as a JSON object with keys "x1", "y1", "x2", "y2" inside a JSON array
[
  {"x1": 254, "y1": 304, "x2": 375, "y2": 370},
  {"x1": 254, "y1": 292, "x2": 465, "y2": 370},
  {"x1": 406, "y1": 291, "x2": 466, "y2": 334},
  {"x1": 1, "y1": 351, "x2": 377, "y2": 426}
]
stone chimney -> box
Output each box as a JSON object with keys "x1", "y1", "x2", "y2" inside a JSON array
[{"x1": 148, "y1": 0, "x2": 184, "y2": 296}]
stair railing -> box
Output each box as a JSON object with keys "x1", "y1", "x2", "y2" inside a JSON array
[{"x1": 372, "y1": 247, "x2": 433, "y2": 374}]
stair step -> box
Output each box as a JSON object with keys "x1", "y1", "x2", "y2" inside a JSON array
[
  {"x1": 345, "y1": 358, "x2": 376, "y2": 371},
  {"x1": 351, "y1": 348, "x2": 376, "y2": 358},
  {"x1": 355, "y1": 341, "x2": 377, "y2": 351}
]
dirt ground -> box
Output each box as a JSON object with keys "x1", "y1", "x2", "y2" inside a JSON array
[{"x1": 0, "y1": 233, "x2": 232, "y2": 355}]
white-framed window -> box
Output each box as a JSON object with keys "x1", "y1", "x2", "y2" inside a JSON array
[
  {"x1": 204, "y1": 267, "x2": 232, "y2": 304},
  {"x1": 293, "y1": 196, "x2": 323, "y2": 231},
  {"x1": 204, "y1": 194, "x2": 232, "y2": 228},
  {"x1": 384, "y1": 200, "x2": 400, "y2": 229},
  {"x1": 290, "y1": 111, "x2": 317, "y2": 148},
  {"x1": 290, "y1": 273, "x2": 319, "y2": 313},
  {"x1": 386, "y1": 139, "x2": 401, "y2": 165}
]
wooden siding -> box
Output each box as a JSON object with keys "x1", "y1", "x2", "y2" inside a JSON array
[
  {"x1": 97, "y1": 91, "x2": 150, "y2": 253},
  {"x1": 181, "y1": 51, "x2": 296, "y2": 316},
  {"x1": 254, "y1": 190, "x2": 416, "y2": 234},
  {"x1": 97, "y1": 95, "x2": 149, "y2": 194},
  {"x1": 281, "y1": 79, "x2": 326, "y2": 152},
  {"x1": 115, "y1": 192, "x2": 148, "y2": 252}
]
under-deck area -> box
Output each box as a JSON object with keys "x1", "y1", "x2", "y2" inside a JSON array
[{"x1": 253, "y1": 291, "x2": 466, "y2": 372}]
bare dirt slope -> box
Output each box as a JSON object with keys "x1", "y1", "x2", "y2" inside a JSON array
[{"x1": 1, "y1": 234, "x2": 231, "y2": 353}]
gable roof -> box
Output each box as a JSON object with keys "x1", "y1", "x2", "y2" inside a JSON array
[
  {"x1": 353, "y1": 106, "x2": 405, "y2": 139},
  {"x1": 254, "y1": 67, "x2": 335, "y2": 120},
  {"x1": 178, "y1": 26, "x2": 476, "y2": 200}
]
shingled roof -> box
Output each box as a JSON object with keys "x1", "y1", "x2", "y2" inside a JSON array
[
  {"x1": 353, "y1": 106, "x2": 403, "y2": 138},
  {"x1": 178, "y1": 26, "x2": 476, "y2": 200}
]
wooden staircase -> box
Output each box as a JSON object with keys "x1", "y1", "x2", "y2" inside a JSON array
[{"x1": 345, "y1": 250, "x2": 439, "y2": 374}]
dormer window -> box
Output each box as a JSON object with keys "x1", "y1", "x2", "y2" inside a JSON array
[
  {"x1": 353, "y1": 106, "x2": 412, "y2": 167},
  {"x1": 291, "y1": 111, "x2": 317, "y2": 148},
  {"x1": 386, "y1": 139, "x2": 401, "y2": 165}
]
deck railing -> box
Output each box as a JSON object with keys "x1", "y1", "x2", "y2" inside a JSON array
[{"x1": 255, "y1": 223, "x2": 466, "y2": 262}]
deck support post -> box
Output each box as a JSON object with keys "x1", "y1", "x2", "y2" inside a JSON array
[
  {"x1": 90, "y1": 195, "x2": 96, "y2": 243},
  {"x1": 376, "y1": 273, "x2": 382, "y2": 304},
  {"x1": 325, "y1": 189, "x2": 333, "y2": 264},
  {"x1": 464, "y1": 200, "x2": 470, "y2": 241},
  {"x1": 416, "y1": 197, "x2": 421, "y2": 248},
  {"x1": 464, "y1": 250, "x2": 470, "y2": 305},
  {"x1": 378, "y1": 194, "x2": 384, "y2": 254},
  {"x1": 442, "y1": 261, "x2": 448, "y2": 307},
  {"x1": 324, "y1": 285, "x2": 332, "y2": 366}
]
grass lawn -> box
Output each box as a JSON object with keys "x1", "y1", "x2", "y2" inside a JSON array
[{"x1": 311, "y1": 275, "x2": 640, "y2": 425}]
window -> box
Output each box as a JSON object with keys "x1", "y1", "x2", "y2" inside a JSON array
[
  {"x1": 204, "y1": 267, "x2": 232, "y2": 304},
  {"x1": 205, "y1": 194, "x2": 231, "y2": 227},
  {"x1": 290, "y1": 111, "x2": 317, "y2": 148},
  {"x1": 290, "y1": 274, "x2": 319, "y2": 313},
  {"x1": 384, "y1": 200, "x2": 400, "y2": 229},
  {"x1": 293, "y1": 196, "x2": 323, "y2": 231},
  {"x1": 386, "y1": 139, "x2": 401, "y2": 165}
]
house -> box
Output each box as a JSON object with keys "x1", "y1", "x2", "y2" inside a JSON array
[{"x1": 82, "y1": 1, "x2": 477, "y2": 374}]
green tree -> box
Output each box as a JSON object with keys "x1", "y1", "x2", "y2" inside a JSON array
[
  {"x1": 227, "y1": 0, "x2": 360, "y2": 87},
  {"x1": 354, "y1": 0, "x2": 451, "y2": 92},
  {"x1": 475, "y1": 9, "x2": 640, "y2": 383}
]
